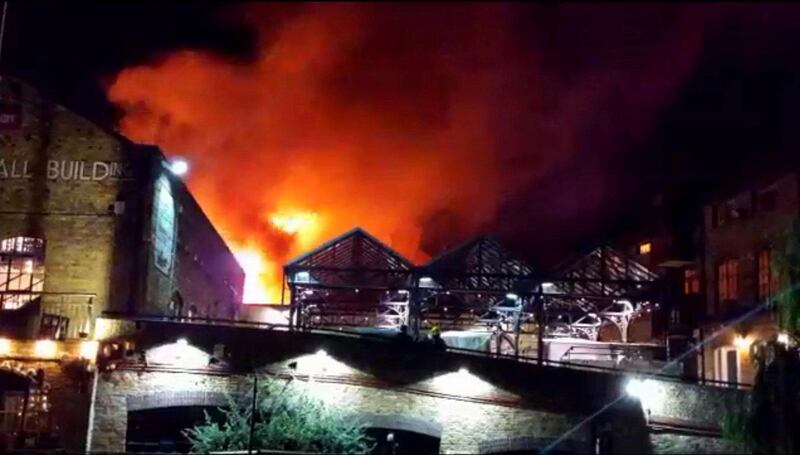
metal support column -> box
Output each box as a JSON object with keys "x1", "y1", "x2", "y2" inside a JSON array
[
  {"x1": 536, "y1": 292, "x2": 544, "y2": 365},
  {"x1": 409, "y1": 274, "x2": 421, "y2": 340}
]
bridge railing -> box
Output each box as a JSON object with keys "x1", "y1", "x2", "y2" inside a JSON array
[{"x1": 99, "y1": 312, "x2": 752, "y2": 390}]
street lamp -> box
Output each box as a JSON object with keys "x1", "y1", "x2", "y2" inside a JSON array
[{"x1": 169, "y1": 158, "x2": 189, "y2": 176}]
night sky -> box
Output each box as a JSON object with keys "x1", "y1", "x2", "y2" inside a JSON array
[{"x1": 4, "y1": 2, "x2": 800, "y2": 266}]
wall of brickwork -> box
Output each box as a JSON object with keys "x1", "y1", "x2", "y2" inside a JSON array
[
  {"x1": 89, "y1": 368, "x2": 589, "y2": 454},
  {"x1": 0, "y1": 77, "x2": 243, "y2": 337},
  {"x1": 171, "y1": 184, "x2": 243, "y2": 319},
  {"x1": 0, "y1": 77, "x2": 143, "y2": 336},
  {"x1": 85, "y1": 324, "x2": 750, "y2": 454}
]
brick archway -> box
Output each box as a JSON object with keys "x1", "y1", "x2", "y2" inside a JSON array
[
  {"x1": 126, "y1": 391, "x2": 230, "y2": 411},
  {"x1": 359, "y1": 413, "x2": 443, "y2": 438}
]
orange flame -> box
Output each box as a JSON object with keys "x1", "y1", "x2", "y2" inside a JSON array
[{"x1": 106, "y1": 4, "x2": 704, "y2": 306}]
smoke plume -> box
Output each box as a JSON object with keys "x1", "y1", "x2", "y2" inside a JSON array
[{"x1": 107, "y1": 3, "x2": 707, "y2": 302}]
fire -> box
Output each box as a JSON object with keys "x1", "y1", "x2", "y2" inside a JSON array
[
  {"x1": 270, "y1": 211, "x2": 317, "y2": 234},
  {"x1": 106, "y1": 4, "x2": 703, "y2": 308},
  {"x1": 234, "y1": 247, "x2": 283, "y2": 304}
]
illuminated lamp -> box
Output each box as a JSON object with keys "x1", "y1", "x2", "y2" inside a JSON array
[
  {"x1": 169, "y1": 158, "x2": 189, "y2": 176},
  {"x1": 777, "y1": 332, "x2": 791, "y2": 345},
  {"x1": 177, "y1": 338, "x2": 188, "y2": 346},
  {"x1": 35, "y1": 340, "x2": 57, "y2": 358},
  {"x1": 419, "y1": 277, "x2": 434, "y2": 288},
  {"x1": 431, "y1": 367, "x2": 493, "y2": 395},
  {"x1": 0, "y1": 338, "x2": 10, "y2": 356},
  {"x1": 80, "y1": 341, "x2": 99, "y2": 361},
  {"x1": 316, "y1": 349, "x2": 328, "y2": 358},
  {"x1": 733, "y1": 335, "x2": 752, "y2": 351},
  {"x1": 625, "y1": 378, "x2": 665, "y2": 413},
  {"x1": 506, "y1": 293, "x2": 519, "y2": 300},
  {"x1": 295, "y1": 271, "x2": 310, "y2": 283}
]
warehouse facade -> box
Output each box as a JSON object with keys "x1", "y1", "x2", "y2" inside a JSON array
[{"x1": 0, "y1": 75, "x2": 244, "y2": 339}]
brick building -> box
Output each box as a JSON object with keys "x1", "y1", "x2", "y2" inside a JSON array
[
  {"x1": 0, "y1": 75, "x2": 244, "y2": 450},
  {"x1": 612, "y1": 169, "x2": 800, "y2": 386},
  {"x1": 695, "y1": 170, "x2": 799, "y2": 385}
]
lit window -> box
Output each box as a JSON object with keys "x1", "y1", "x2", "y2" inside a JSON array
[
  {"x1": 758, "y1": 250, "x2": 779, "y2": 300},
  {"x1": 638, "y1": 242, "x2": 652, "y2": 255},
  {"x1": 0, "y1": 237, "x2": 46, "y2": 310},
  {"x1": 718, "y1": 259, "x2": 739, "y2": 303},
  {"x1": 683, "y1": 268, "x2": 700, "y2": 295}
]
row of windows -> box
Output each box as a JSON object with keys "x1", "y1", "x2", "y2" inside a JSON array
[
  {"x1": 711, "y1": 187, "x2": 778, "y2": 229},
  {"x1": 682, "y1": 250, "x2": 780, "y2": 303}
]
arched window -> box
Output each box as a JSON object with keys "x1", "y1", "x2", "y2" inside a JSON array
[{"x1": 0, "y1": 237, "x2": 45, "y2": 310}]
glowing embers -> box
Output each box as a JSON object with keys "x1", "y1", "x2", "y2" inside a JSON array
[
  {"x1": 430, "y1": 367, "x2": 494, "y2": 396},
  {"x1": 270, "y1": 211, "x2": 318, "y2": 235},
  {"x1": 146, "y1": 339, "x2": 210, "y2": 369}
]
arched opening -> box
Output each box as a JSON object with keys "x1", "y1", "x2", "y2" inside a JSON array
[
  {"x1": 360, "y1": 414, "x2": 442, "y2": 455},
  {"x1": 0, "y1": 366, "x2": 53, "y2": 450},
  {"x1": 126, "y1": 406, "x2": 224, "y2": 453},
  {"x1": 125, "y1": 392, "x2": 230, "y2": 453}
]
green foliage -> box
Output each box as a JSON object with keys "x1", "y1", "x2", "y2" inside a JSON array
[
  {"x1": 734, "y1": 221, "x2": 800, "y2": 454},
  {"x1": 745, "y1": 341, "x2": 800, "y2": 454},
  {"x1": 183, "y1": 376, "x2": 374, "y2": 454},
  {"x1": 771, "y1": 220, "x2": 800, "y2": 334},
  {"x1": 720, "y1": 409, "x2": 749, "y2": 448}
]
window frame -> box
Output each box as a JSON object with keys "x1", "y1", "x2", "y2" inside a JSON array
[{"x1": 717, "y1": 258, "x2": 739, "y2": 305}]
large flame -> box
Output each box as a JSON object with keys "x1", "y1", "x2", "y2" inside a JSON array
[
  {"x1": 234, "y1": 210, "x2": 320, "y2": 303},
  {"x1": 107, "y1": 4, "x2": 705, "y2": 303}
]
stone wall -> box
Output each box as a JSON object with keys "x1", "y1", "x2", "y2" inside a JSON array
[{"x1": 89, "y1": 368, "x2": 587, "y2": 454}]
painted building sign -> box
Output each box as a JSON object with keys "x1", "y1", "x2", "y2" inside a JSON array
[
  {"x1": 0, "y1": 159, "x2": 134, "y2": 181},
  {"x1": 0, "y1": 104, "x2": 21, "y2": 130},
  {"x1": 152, "y1": 175, "x2": 176, "y2": 275},
  {"x1": 0, "y1": 81, "x2": 22, "y2": 130}
]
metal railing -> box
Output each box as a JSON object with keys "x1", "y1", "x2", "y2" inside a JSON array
[{"x1": 99, "y1": 312, "x2": 752, "y2": 389}]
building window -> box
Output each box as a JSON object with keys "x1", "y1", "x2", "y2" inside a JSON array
[
  {"x1": 718, "y1": 259, "x2": 739, "y2": 303},
  {"x1": 638, "y1": 242, "x2": 652, "y2": 255},
  {"x1": 683, "y1": 268, "x2": 701, "y2": 295},
  {"x1": 758, "y1": 250, "x2": 779, "y2": 301},
  {"x1": 0, "y1": 236, "x2": 46, "y2": 310}
]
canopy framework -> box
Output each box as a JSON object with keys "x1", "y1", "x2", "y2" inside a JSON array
[
  {"x1": 282, "y1": 228, "x2": 663, "y2": 355},
  {"x1": 417, "y1": 236, "x2": 536, "y2": 334},
  {"x1": 284, "y1": 228, "x2": 415, "y2": 330},
  {"x1": 544, "y1": 245, "x2": 661, "y2": 343}
]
